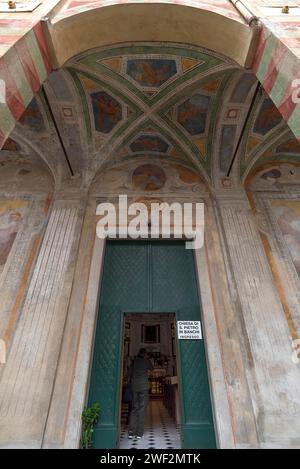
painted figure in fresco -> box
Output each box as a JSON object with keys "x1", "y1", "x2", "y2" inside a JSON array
[
  {"x1": 0, "y1": 211, "x2": 22, "y2": 268},
  {"x1": 128, "y1": 348, "x2": 154, "y2": 439},
  {"x1": 127, "y1": 59, "x2": 177, "y2": 87},
  {"x1": 91, "y1": 91, "x2": 122, "y2": 133},
  {"x1": 135, "y1": 63, "x2": 171, "y2": 87},
  {"x1": 132, "y1": 164, "x2": 167, "y2": 191},
  {"x1": 177, "y1": 94, "x2": 210, "y2": 135}
]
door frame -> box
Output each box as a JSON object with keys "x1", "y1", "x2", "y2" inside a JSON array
[
  {"x1": 118, "y1": 311, "x2": 182, "y2": 448},
  {"x1": 63, "y1": 234, "x2": 235, "y2": 448}
]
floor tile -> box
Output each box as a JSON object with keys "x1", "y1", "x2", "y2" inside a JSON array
[{"x1": 119, "y1": 400, "x2": 181, "y2": 449}]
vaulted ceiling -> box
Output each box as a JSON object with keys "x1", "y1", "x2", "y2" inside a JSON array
[{"x1": 1, "y1": 42, "x2": 299, "y2": 192}]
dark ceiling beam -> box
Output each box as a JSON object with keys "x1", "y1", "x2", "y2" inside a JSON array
[
  {"x1": 226, "y1": 81, "x2": 262, "y2": 177},
  {"x1": 41, "y1": 86, "x2": 74, "y2": 176}
]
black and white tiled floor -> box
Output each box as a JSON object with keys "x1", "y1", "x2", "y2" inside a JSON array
[{"x1": 119, "y1": 400, "x2": 181, "y2": 449}]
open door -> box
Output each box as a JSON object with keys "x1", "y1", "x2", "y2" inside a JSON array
[
  {"x1": 87, "y1": 240, "x2": 216, "y2": 449},
  {"x1": 118, "y1": 312, "x2": 182, "y2": 449}
]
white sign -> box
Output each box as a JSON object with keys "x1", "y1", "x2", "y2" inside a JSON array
[{"x1": 177, "y1": 321, "x2": 202, "y2": 340}]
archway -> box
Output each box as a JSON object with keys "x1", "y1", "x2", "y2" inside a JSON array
[{"x1": 1, "y1": 2, "x2": 300, "y2": 450}]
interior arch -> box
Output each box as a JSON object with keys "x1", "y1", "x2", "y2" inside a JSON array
[{"x1": 43, "y1": 3, "x2": 258, "y2": 68}]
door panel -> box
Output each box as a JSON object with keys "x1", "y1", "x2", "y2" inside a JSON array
[
  {"x1": 177, "y1": 307, "x2": 216, "y2": 448},
  {"x1": 88, "y1": 241, "x2": 216, "y2": 448},
  {"x1": 151, "y1": 242, "x2": 199, "y2": 311},
  {"x1": 88, "y1": 305, "x2": 123, "y2": 448}
]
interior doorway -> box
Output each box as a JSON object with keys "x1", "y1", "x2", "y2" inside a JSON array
[
  {"x1": 87, "y1": 240, "x2": 216, "y2": 449},
  {"x1": 119, "y1": 313, "x2": 181, "y2": 449}
]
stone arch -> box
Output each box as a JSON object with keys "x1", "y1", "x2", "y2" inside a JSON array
[{"x1": 43, "y1": 3, "x2": 258, "y2": 68}]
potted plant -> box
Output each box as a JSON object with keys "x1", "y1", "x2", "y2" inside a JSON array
[{"x1": 81, "y1": 402, "x2": 100, "y2": 449}]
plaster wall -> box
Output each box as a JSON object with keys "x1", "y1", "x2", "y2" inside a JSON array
[{"x1": 0, "y1": 175, "x2": 299, "y2": 448}]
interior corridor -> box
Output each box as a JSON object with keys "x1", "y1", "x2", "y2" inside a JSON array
[
  {"x1": 120, "y1": 400, "x2": 181, "y2": 449},
  {"x1": 119, "y1": 312, "x2": 181, "y2": 449}
]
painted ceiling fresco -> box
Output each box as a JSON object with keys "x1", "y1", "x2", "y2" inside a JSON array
[
  {"x1": 126, "y1": 59, "x2": 177, "y2": 89},
  {"x1": 0, "y1": 42, "x2": 299, "y2": 191},
  {"x1": 89, "y1": 158, "x2": 206, "y2": 198},
  {"x1": 240, "y1": 90, "x2": 300, "y2": 181},
  {"x1": 132, "y1": 164, "x2": 167, "y2": 192},
  {"x1": 91, "y1": 91, "x2": 123, "y2": 133}
]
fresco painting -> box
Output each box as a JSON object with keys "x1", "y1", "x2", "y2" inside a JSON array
[
  {"x1": 101, "y1": 57, "x2": 122, "y2": 74},
  {"x1": 219, "y1": 125, "x2": 236, "y2": 173},
  {"x1": 177, "y1": 94, "x2": 210, "y2": 136},
  {"x1": 132, "y1": 164, "x2": 167, "y2": 191},
  {"x1": 1, "y1": 139, "x2": 20, "y2": 152},
  {"x1": 276, "y1": 139, "x2": 300, "y2": 154},
  {"x1": 261, "y1": 169, "x2": 282, "y2": 181},
  {"x1": 200, "y1": 78, "x2": 220, "y2": 94},
  {"x1": 130, "y1": 135, "x2": 169, "y2": 153},
  {"x1": 90, "y1": 159, "x2": 206, "y2": 195},
  {"x1": 19, "y1": 98, "x2": 45, "y2": 132},
  {"x1": 91, "y1": 91, "x2": 122, "y2": 133},
  {"x1": 181, "y1": 57, "x2": 201, "y2": 73},
  {"x1": 174, "y1": 165, "x2": 203, "y2": 184},
  {"x1": 126, "y1": 59, "x2": 177, "y2": 88},
  {"x1": 254, "y1": 98, "x2": 282, "y2": 136},
  {"x1": 230, "y1": 73, "x2": 256, "y2": 103},
  {"x1": 271, "y1": 200, "x2": 300, "y2": 278},
  {"x1": 246, "y1": 136, "x2": 262, "y2": 156},
  {"x1": 0, "y1": 200, "x2": 27, "y2": 273},
  {"x1": 47, "y1": 71, "x2": 73, "y2": 101}
]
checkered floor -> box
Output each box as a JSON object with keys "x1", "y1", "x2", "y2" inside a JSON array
[{"x1": 119, "y1": 400, "x2": 181, "y2": 449}]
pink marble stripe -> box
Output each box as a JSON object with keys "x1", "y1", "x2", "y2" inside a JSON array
[
  {"x1": 33, "y1": 22, "x2": 52, "y2": 74},
  {"x1": 15, "y1": 36, "x2": 41, "y2": 93},
  {"x1": 263, "y1": 41, "x2": 287, "y2": 94},
  {"x1": 278, "y1": 80, "x2": 298, "y2": 122},
  {"x1": 251, "y1": 28, "x2": 267, "y2": 73},
  {"x1": 0, "y1": 35, "x2": 23, "y2": 44},
  {"x1": 0, "y1": 61, "x2": 26, "y2": 120}
]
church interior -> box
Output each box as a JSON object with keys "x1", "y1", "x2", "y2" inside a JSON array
[{"x1": 120, "y1": 313, "x2": 180, "y2": 449}]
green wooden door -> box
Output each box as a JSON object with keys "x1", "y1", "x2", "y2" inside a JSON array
[{"x1": 87, "y1": 240, "x2": 216, "y2": 448}]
